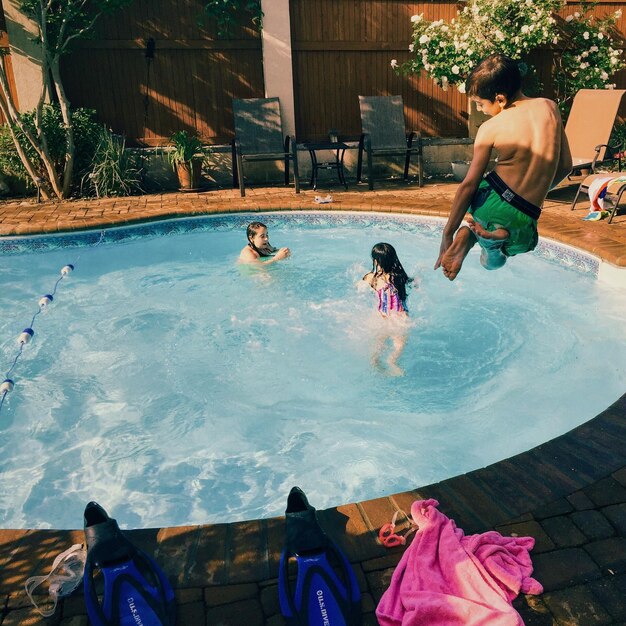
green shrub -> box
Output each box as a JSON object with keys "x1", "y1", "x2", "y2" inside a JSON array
[
  {"x1": 81, "y1": 127, "x2": 143, "y2": 197},
  {"x1": 0, "y1": 105, "x2": 102, "y2": 193}
]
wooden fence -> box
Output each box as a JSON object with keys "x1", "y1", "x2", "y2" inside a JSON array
[
  {"x1": 53, "y1": 0, "x2": 626, "y2": 145},
  {"x1": 61, "y1": 0, "x2": 264, "y2": 146}
]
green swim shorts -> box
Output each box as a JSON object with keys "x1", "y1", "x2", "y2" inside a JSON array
[{"x1": 468, "y1": 179, "x2": 539, "y2": 257}]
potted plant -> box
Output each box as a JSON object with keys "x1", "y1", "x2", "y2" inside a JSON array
[{"x1": 167, "y1": 130, "x2": 204, "y2": 191}]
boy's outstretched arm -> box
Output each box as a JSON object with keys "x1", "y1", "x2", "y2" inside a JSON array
[{"x1": 434, "y1": 133, "x2": 493, "y2": 270}]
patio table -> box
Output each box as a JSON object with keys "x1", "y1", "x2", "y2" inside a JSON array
[{"x1": 302, "y1": 141, "x2": 349, "y2": 190}]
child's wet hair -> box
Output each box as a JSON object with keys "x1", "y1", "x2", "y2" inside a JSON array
[
  {"x1": 246, "y1": 221, "x2": 267, "y2": 243},
  {"x1": 466, "y1": 53, "x2": 521, "y2": 102},
  {"x1": 371, "y1": 242, "x2": 413, "y2": 301},
  {"x1": 246, "y1": 221, "x2": 274, "y2": 257}
]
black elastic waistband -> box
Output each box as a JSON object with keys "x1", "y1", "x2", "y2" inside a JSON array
[{"x1": 485, "y1": 171, "x2": 541, "y2": 221}]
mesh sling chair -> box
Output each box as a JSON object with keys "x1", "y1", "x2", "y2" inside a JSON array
[
  {"x1": 357, "y1": 95, "x2": 423, "y2": 190},
  {"x1": 562, "y1": 89, "x2": 626, "y2": 212},
  {"x1": 232, "y1": 97, "x2": 300, "y2": 197}
]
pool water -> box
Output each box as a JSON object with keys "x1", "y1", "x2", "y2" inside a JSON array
[{"x1": 1, "y1": 213, "x2": 625, "y2": 529}]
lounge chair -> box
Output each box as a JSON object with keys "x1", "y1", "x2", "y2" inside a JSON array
[
  {"x1": 562, "y1": 88, "x2": 626, "y2": 210},
  {"x1": 232, "y1": 97, "x2": 300, "y2": 197},
  {"x1": 357, "y1": 96, "x2": 423, "y2": 190}
]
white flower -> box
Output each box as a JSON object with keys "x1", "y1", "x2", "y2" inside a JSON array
[
  {"x1": 452, "y1": 64, "x2": 460, "y2": 74},
  {"x1": 616, "y1": 10, "x2": 622, "y2": 19},
  {"x1": 583, "y1": 31, "x2": 590, "y2": 40},
  {"x1": 419, "y1": 34, "x2": 430, "y2": 44},
  {"x1": 521, "y1": 25, "x2": 529, "y2": 34},
  {"x1": 409, "y1": 43, "x2": 415, "y2": 52},
  {"x1": 601, "y1": 71, "x2": 609, "y2": 80},
  {"x1": 552, "y1": 37, "x2": 559, "y2": 45},
  {"x1": 458, "y1": 82, "x2": 466, "y2": 94},
  {"x1": 391, "y1": 59, "x2": 399, "y2": 69},
  {"x1": 495, "y1": 29, "x2": 505, "y2": 41},
  {"x1": 410, "y1": 14, "x2": 422, "y2": 22},
  {"x1": 606, "y1": 83, "x2": 616, "y2": 89},
  {"x1": 598, "y1": 32, "x2": 604, "y2": 40},
  {"x1": 467, "y1": 48, "x2": 474, "y2": 56},
  {"x1": 590, "y1": 45, "x2": 599, "y2": 52},
  {"x1": 574, "y1": 12, "x2": 580, "y2": 17},
  {"x1": 565, "y1": 15, "x2": 574, "y2": 22}
]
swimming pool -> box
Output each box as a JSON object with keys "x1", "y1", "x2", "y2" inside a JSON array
[{"x1": 1, "y1": 212, "x2": 625, "y2": 530}]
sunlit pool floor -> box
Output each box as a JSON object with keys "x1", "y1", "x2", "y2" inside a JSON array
[{"x1": 1, "y1": 180, "x2": 625, "y2": 625}]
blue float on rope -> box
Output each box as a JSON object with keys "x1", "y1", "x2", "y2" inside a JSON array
[{"x1": 61, "y1": 264, "x2": 74, "y2": 275}]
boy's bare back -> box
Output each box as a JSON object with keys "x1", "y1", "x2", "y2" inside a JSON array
[{"x1": 478, "y1": 96, "x2": 568, "y2": 206}]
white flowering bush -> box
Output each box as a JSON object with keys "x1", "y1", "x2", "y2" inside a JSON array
[
  {"x1": 393, "y1": 0, "x2": 625, "y2": 113},
  {"x1": 554, "y1": 6, "x2": 625, "y2": 113}
]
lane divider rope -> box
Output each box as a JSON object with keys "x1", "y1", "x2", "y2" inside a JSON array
[{"x1": 0, "y1": 231, "x2": 105, "y2": 416}]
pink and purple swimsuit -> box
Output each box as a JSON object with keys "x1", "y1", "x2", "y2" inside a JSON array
[{"x1": 377, "y1": 283, "x2": 407, "y2": 316}]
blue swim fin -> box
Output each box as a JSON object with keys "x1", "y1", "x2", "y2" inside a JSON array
[
  {"x1": 278, "y1": 487, "x2": 362, "y2": 625},
  {"x1": 82, "y1": 501, "x2": 176, "y2": 626}
]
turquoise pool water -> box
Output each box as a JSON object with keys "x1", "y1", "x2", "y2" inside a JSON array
[{"x1": 1, "y1": 212, "x2": 625, "y2": 529}]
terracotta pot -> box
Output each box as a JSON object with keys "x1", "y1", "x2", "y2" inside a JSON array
[{"x1": 176, "y1": 159, "x2": 202, "y2": 190}]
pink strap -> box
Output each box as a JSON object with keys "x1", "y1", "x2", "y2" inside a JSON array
[{"x1": 378, "y1": 510, "x2": 418, "y2": 549}]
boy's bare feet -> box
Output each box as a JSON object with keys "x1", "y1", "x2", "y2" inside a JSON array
[
  {"x1": 467, "y1": 217, "x2": 509, "y2": 241},
  {"x1": 440, "y1": 226, "x2": 476, "y2": 281}
]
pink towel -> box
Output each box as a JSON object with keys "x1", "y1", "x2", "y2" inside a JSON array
[{"x1": 376, "y1": 499, "x2": 543, "y2": 626}]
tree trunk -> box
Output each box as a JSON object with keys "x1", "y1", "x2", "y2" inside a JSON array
[{"x1": 50, "y1": 57, "x2": 75, "y2": 199}]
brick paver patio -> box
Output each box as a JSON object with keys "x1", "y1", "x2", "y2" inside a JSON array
[{"x1": 1, "y1": 179, "x2": 625, "y2": 625}]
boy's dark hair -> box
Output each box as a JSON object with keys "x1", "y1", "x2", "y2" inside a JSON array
[{"x1": 466, "y1": 54, "x2": 521, "y2": 102}]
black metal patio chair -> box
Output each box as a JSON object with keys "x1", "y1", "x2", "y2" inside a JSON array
[
  {"x1": 231, "y1": 97, "x2": 300, "y2": 197},
  {"x1": 357, "y1": 95, "x2": 423, "y2": 190}
]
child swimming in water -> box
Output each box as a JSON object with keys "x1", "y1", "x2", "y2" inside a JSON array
[
  {"x1": 363, "y1": 242, "x2": 414, "y2": 376},
  {"x1": 238, "y1": 221, "x2": 291, "y2": 264}
]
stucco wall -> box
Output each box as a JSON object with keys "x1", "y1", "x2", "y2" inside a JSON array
[{"x1": 3, "y1": 0, "x2": 44, "y2": 112}]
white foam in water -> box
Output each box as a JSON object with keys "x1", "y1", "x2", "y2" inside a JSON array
[{"x1": 1, "y1": 214, "x2": 626, "y2": 529}]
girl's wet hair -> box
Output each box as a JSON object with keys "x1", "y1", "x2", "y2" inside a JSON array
[
  {"x1": 371, "y1": 242, "x2": 412, "y2": 301},
  {"x1": 466, "y1": 53, "x2": 521, "y2": 102},
  {"x1": 246, "y1": 221, "x2": 272, "y2": 257},
  {"x1": 246, "y1": 221, "x2": 267, "y2": 243}
]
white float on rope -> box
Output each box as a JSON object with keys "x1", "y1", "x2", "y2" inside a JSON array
[
  {"x1": 39, "y1": 294, "x2": 54, "y2": 308},
  {"x1": 61, "y1": 264, "x2": 74, "y2": 276},
  {"x1": 0, "y1": 379, "x2": 14, "y2": 393},
  {"x1": 18, "y1": 328, "x2": 34, "y2": 345}
]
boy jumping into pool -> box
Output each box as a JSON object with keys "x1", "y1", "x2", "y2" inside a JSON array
[{"x1": 434, "y1": 53, "x2": 573, "y2": 280}]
